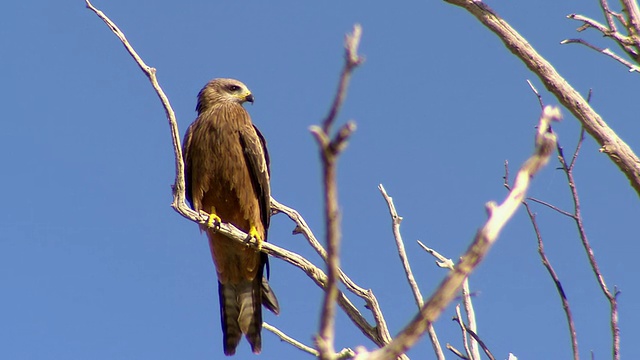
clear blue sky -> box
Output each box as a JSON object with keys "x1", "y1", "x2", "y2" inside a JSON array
[{"x1": 1, "y1": 1, "x2": 638, "y2": 359}]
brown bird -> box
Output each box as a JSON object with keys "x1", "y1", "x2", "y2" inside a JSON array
[{"x1": 183, "y1": 78, "x2": 279, "y2": 355}]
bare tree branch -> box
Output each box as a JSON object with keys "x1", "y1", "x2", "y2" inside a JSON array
[
  {"x1": 556, "y1": 141, "x2": 621, "y2": 360},
  {"x1": 464, "y1": 327, "x2": 496, "y2": 360},
  {"x1": 417, "y1": 240, "x2": 455, "y2": 269},
  {"x1": 378, "y1": 185, "x2": 424, "y2": 307},
  {"x1": 443, "y1": 0, "x2": 640, "y2": 197},
  {"x1": 264, "y1": 322, "x2": 356, "y2": 359},
  {"x1": 453, "y1": 305, "x2": 473, "y2": 360},
  {"x1": 84, "y1": 0, "x2": 199, "y2": 222},
  {"x1": 566, "y1": 14, "x2": 636, "y2": 47},
  {"x1": 560, "y1": 38, "x2": 640, "y2": 73},
  {"x1": 312, "y1": 24, "x2": 363, "y2": 360},
  {"x1": 526, "y1": 80, "x2": 544, "y2": 109},
  {"x1": 378, "y1": 185, "x2": 445, "y2": 360},
  {"x1": 506, "y1": 156, "x2": 580, "y2": 360},
  {"x1": 526, "y1": 197, "x2": 574, "y2": 218},
  {"x1": 271, "y1": 199, "x2": 396, "y2": 351},
  {"x1": 565, "y1": 0, "x2": 640, "y2": 64},
  {"x1": 523, "y1": 202, "x2": 579, "y2": 360},
  {"x1": 355, "y1": 106, "x2": 562, "y2": 360},
  {"x1": 263, "y1": 322, "x2": 320, "y2": 357},
  {"x1": 446, "y1": 343, "x2": 469, "y2": 359},
  {"x1": 599, "y1": 0, "x2": 619, "y2": 32},
  {"x1": 461, "y1": 280, "x2": 480, "y2": 360}
]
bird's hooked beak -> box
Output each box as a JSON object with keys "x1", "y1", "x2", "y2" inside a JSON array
[{"x1": 245, "y1": 93, "x2": 254, "y2": 104}]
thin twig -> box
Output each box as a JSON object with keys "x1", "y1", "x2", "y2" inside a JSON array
[
  {"x1": 313, "y1": 24, "x2": 363, "y2": 360},
  {"x1": 526, "y1": 197, "x2": 575, "y2": 218},
  {"x1": 557, "y1": 141, "x2": 620, "y2": 360},
  {"x1": 357, "y1": 106, "x2": 562, "y2": 360},
  {"x1": 446, "y1": 344, "x2": 469, "y2": 359},
  {"x1": 522, "y1": 202, "x2": 579, "y2": 360},
  {"x1": 264, "y1": 322, "x2": 356, "y2": 359},
  {"x1": 464, "y1": 327, "x2": 496, "y2": 360},
  {"x1": 378, "y1": 185, "x2": 424, "y2": 307},
  {"x1": 321, "y1": 25, "x2": 364, "y2": 135},
  {"x1": 453, "y1": 306, "x2": 473, "y2": 360},
  {"x1": 526, "y1": 79, "x2": 544, "y2": 110},
  {"x1": 569, "y1": 127, "x2": 586, "y2": 171},
  {"x1": 504, "y1": 159, "x2": 580, "y2": 360},
  {"x1": 560, "y1": 38, "x2": 640, "y2": 72},
  {"x1": 263, "y1": 322, "x2": 320, "y2": 356},
  {"x1": 416, "y1": 239, "x2": 467, "y2": 360},
  {"x1": 417, "y1": 240, "x2": 455, "y2": 269},
  {"x1": 461, "y1": 279, "x2": 480, "y2": 360}
]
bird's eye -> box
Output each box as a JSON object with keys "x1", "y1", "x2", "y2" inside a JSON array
[{"x1": 228, "y1": 85, "x2": 240, "y2": 92}]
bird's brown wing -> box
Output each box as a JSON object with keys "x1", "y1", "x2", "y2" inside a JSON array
[
  {"x1": 238, "y1": 125, "x2": 280, "y2": 315},
  {"x1": 238, "y1": 124, "x2": 270, "y2": 234}
]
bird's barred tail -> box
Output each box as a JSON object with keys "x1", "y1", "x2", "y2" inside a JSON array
[{"x1": 218, "y1": 278, "x2": 280, "y2": 355}]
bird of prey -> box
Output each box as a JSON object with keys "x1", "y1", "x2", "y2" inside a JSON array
[{"x1": 183, "y1": 78, "x2": 279, "y2": 355}]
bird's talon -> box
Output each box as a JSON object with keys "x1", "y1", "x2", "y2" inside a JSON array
[
  {"x1": 206, "y1": 209, "x2": 222, "y2": 230},
  {"x1": 249, "y1": 225, "x2": 263, "y2": 250}
]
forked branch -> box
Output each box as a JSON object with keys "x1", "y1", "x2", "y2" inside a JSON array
[
  {"x1": 444, "y1": 0, "x2": 640, "y2": 197},
  {"x1": 311, "y1": 24, "x2": 364, "y2": 360}
]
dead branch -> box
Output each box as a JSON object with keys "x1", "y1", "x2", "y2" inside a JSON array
[
  {"x1": 556, "y1": 140, "x2": 620, "y2": 360},
  {"x1": 354, "y1": 106, "x2": 562, "y2": 360},
  {"x1": 311, "y1": 24, "x2": 363, "y2": 360},
  {"x1": 453, "y1": 305, "x2": 473, "y2": 360},
  {"x1": 271, "y1": 199, "x2": 396, "y2": 350},
  {"x1": 560, "y1": 38, "x2": 640, "y2": 73},
  {"x1": 565, "y1": 0, "x2": 640, "y2": 65},
  {"x1": 443, "y1": 0, "x2": 640, "y2": 197},
  {"x1": 378, "y1": 185, "x2": 445, "y2": 360}
]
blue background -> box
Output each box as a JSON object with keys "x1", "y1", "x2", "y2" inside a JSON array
[{"x1": 1, "y1": 1, "x2": 638, "y2": 359}]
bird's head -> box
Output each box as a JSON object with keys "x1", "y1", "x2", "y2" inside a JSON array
[{"x1": 196, "y1": 78, "x2": 254, "y2": 113}]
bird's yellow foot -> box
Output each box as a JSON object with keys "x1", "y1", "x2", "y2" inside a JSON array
[
  {"x1": 206, "y1": 207, "x2": 222, "y2": 230},
  {"x1": 248, "y1": 225, "x2": 263, "y2": 250}
]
